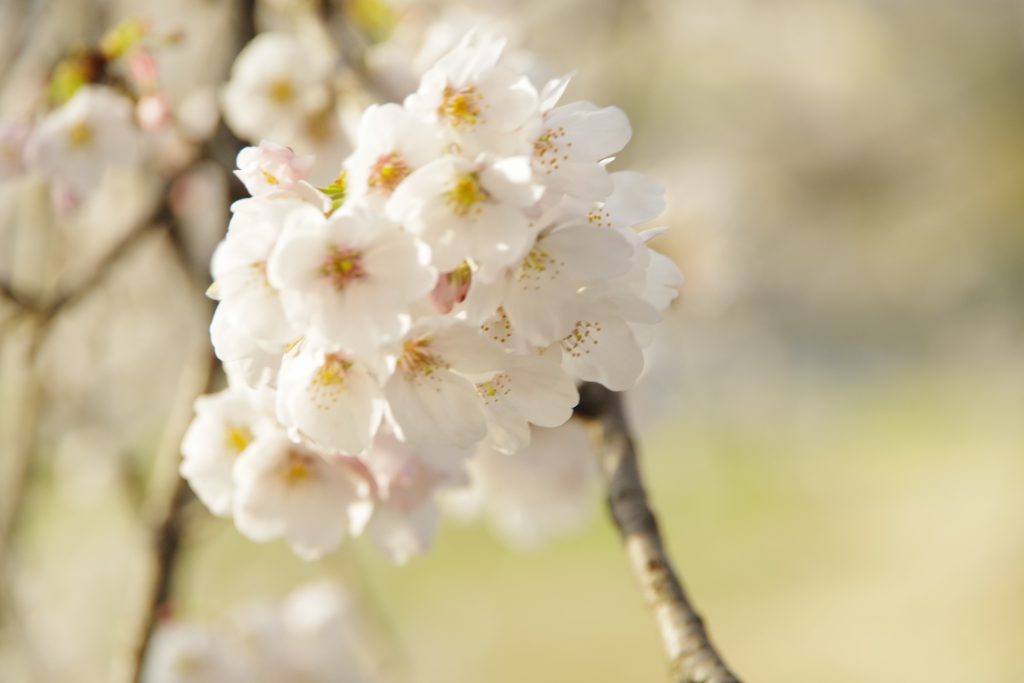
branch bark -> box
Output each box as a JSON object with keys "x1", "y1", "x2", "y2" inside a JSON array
[{"x1": 575, "y1": 383, "x2": 741, "y2": 683}]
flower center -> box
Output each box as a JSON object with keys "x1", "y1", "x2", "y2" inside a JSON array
[
  {"x1": 515, "y1": 245, "x2": 562, "y2": 284},
  {"x1": 367, "y1": 152, "x2": 410, "y2": 194},
  {"x1": 397, "y1": 339, "x2": 447, "y2": 377},
  {"x1": 445, "y1": 173, "x2": 488, "y2": 217},
  {"x1": 439, "y1": 85, "x2": 484, "y2": 127},
  {"x1": 313, "y1": 353, "x2": 351, "y2": 387},
  {"x1": 320, "y1": 246, "x2": 364, "y2": 290},
  {"x1": 560, "y1": 320, "x2": 603, "y2": 358},
  {"x1": 480, "y1": 306, "x2": 512, "y2": 345},
  {"x1": 268, "y1": 79, "x2": 296, "y2": 104},
  {"x1": 224, "y1": 425, "x2": 253, "y2": 454},
  {"x1": 281, "y1": 450, "x2": 314, "y2": 485},
  {"x1": 534, "y1": 125, "x2": 569, "y2": 174},
  {"x1": 476, "y1": 372, "x2": 511, "y2": 404},
  {"x1": 67, "y1": 121, "x2": 93, "y2": 148}
]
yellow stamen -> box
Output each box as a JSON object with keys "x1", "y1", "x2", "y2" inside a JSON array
[
  {"x1": 368, "y1": 152, "x2": 410, "y2": 194},
  {"x1": 313, "y1": 354, "x2": 351, "y2": 387},
  {"x1": 68, "y1": 121, "x2": 93, "y2": 148},
  {"x1": 225, "y1": 425, "x2": 253, "y2": 454},
  {"x1": 439, "y1": 85, "x2": 484, "y2": 128},
  {"x1": 281, "y1": 450, "x2": 313, "y2": 485},
  {"x1": 398, "y1": 339, "x2": 447, "y2": 377},
  {"x1": 445, "y1": 173, "x2": 488, "y2": 217},
  {"x1": 320, "y1": 246, "x2": 364, "y2": 290},
  {"x1": 268, "y1": 79, "x2": 296, "y2": 104}
]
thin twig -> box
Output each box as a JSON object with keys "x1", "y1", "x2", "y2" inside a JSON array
[{"x1": 576, "y1": 383, "x2": 742, "y2": 683}]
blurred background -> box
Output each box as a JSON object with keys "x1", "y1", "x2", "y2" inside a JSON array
[{"x1": 2, "y1": 0, "x2": 1023, "y2": 681}]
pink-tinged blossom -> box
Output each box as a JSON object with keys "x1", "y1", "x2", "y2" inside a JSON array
[
  {"x1": 234, "y1": 141, "x2": 315, "y2": 199},
  {"x1": 344, "y1": 103, "x2": 444, "y2": 205},
  {"x1": 364, "y1": 434, "x2": 470, "y2": 563},
  {"x1": 25, "y1": 85, "x2": 141, "y2": 199}
]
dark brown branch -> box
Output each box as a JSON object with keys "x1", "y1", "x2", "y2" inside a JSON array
[{"x1": 576, "y1": 383, "x2": 742, "y2": 683}]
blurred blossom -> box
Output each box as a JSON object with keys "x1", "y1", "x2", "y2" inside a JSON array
[
  {"x1": 220, "y1": 31, "x2": 349, "y2": 182},
  {"x1": 24, "y1": 85, "x2": 141, "y2": 203},
  {"x1": 0, "y1": 120, "x2": 29, "y2": 178},
  {"x1": 143, "y1": 582, "x2": 369, "y2": 683},
  {"x1": 446, "y1": 421, "x2": 599, "y2": 549}
]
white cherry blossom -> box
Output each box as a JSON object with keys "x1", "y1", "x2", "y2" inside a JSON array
[
  {"x1": 209, "y1": 198, "x2": 308, "y2": 353},
  {"x1": 475, "y1": 347, "x2": 579, "y2": 453},
  {"x1": 344, "y1": 103, "x2": 444, "y2": 204},
  {"x1": 383, "y1": 320, "x2": 506, "y2": 447},
  {"x1": 221, "y1": 33, "x2": 332, "y2": 143},
  {"x1": 275, "y1": 340, "x2": 384, "y2": 454},
  {"x1": 232, "y1": 434, "x2": 373, "y2": 560},
  {"x1": 180, "y1": 387, "x2": 267, "y2": 517},
  {"x1": 404, "y1": 31, "x2": 539, "y2": 154},
  {"x1": 581, "y1": 170, "x2": 666, "y2": 230},
  {"x1": 529, "y1": 96, "x2": 632, "y2": 204},
  {"x1": 387, "y1": 153, "x2": 542, "y2": 276},
  {"x1": 267, "y1": 202, "x2": 436, "y2": 354},
  {"x1": 25, "y1": 85, "x2": 141, "y2": 199},
  {"x1": 462, "y1": 224, "x2": 636, "y2": 345}
]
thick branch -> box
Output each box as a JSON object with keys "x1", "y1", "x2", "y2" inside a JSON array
[{"x1": 576, "y1": 383, "x2": 741, "y2": 683}]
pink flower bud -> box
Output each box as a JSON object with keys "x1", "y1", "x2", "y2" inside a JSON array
[
  {"x1": 429, "y1": 263, "x2": 472, "y2": 314},
  {"x1": 234, "y1": 140, "x2": 314, "y2": 198}
]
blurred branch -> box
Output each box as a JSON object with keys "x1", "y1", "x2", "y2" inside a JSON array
[
  {"x1": 317, "y1": 0, "x2": 402, "y2": 103},
  {"x1": 576, "y1": 383, "x2": 741, "y2": 683},
  {"x1": 0, "y1": 323, "x2": 46, "y2": 564},
  {"x1": 113, "y1": 349, "x2": 219, "y2": 683},
  {"x1": 0, "y1": 280, "x2": 39, "y2": 314},
  {"x1": 114, "y1": 5, "x2": 256, "y2": 680}
]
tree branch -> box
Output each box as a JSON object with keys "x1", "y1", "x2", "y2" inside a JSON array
[
  {"x1": 112, "y1": 349, "x2": 219, "y2": 683},
  {"x1": 575, "y1": 383, "x2": 742, "y2": 683}
]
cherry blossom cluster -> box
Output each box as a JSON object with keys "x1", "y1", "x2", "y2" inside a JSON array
[
  {"x1": 143, "y1": 582, "x2": 370, "y2": 683},
  {"x1": 181, "y1": 30, "x2": 681, "y2": 561}
]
